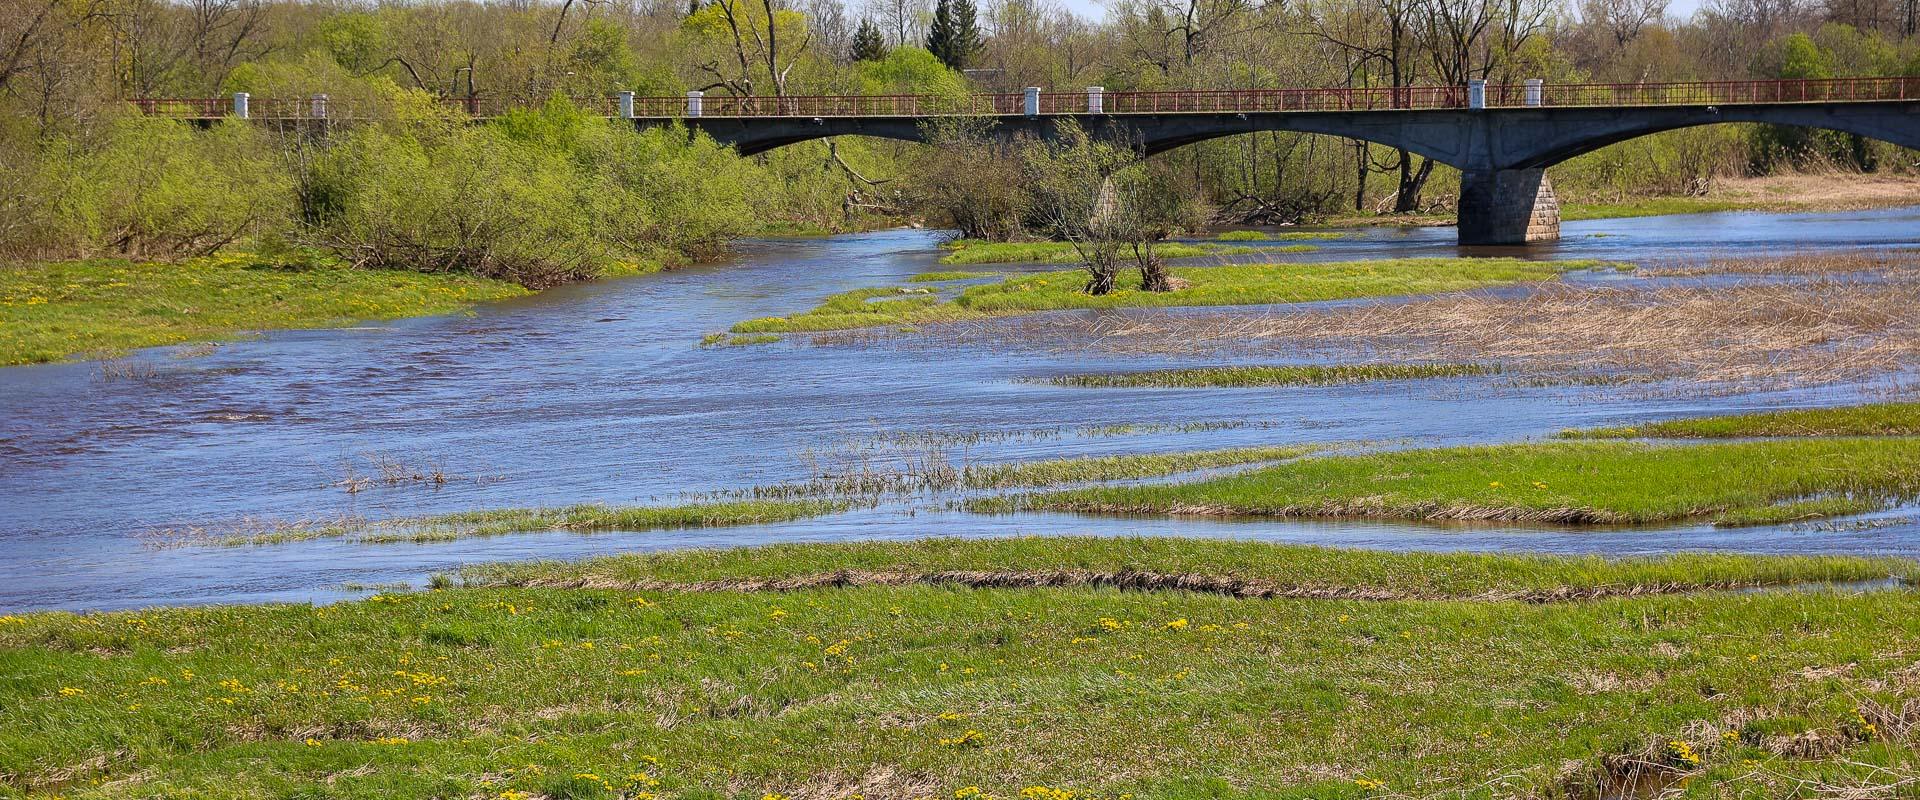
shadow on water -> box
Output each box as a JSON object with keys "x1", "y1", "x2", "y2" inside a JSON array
[{"x1": 4, "y1": 206, "x2": 1920, "y2": 611}]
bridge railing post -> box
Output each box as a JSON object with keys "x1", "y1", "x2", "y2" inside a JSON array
[
  {"x1": 1524, "y1": 79, "x2": 1542, "y2": 107},
  {"x1": 686, "y1": 90, "x2": 703, "y2": 118},
  {"x1": 1467, "y1": 80, "x2": 1486, "y2": 109},
  {"x1": 232, "y1": 92, "x2": 249, "y2": 120},
  {"x1": 1024, "y1": 87, "x2": 1040, "y2": 117},
  {"x1": 311, "y1": 93, "x2": 329, "y2": 120},
  {"x1": 1087, "y1": 86, "x2": 1104, "y2": 114},
  {"x1": 618, "y1": 91, "x2": 635, "y2": 120}
]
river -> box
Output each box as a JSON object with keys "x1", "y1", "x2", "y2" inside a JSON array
[{"x1": 5, "y1": 206, "x2": 1920, "y2": 612}]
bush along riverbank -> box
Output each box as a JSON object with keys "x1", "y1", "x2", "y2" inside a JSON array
[{"x1": 4, "y1": 538, "x2": 1918, "y2": 799}]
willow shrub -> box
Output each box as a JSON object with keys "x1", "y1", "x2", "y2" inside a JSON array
[
  {"x1": 302, "y1": 94, "x2": 757, "y2": 287},
  {"x1": 0, "y1": 118, "x2": 291, "y2": 261}
]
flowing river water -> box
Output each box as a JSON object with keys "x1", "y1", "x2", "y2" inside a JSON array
[{"x1": 6, "y1": 206, "x2": 1920, "y2": 612}]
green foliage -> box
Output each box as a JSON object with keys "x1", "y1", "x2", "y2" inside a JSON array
[
  {"x1": 301, "y1": 93, "x2": 756, "y2": 286},
  {"x1": 42, "y1": 118, "x2": 291, "y2": 261},
  {"x1": 857, "y1": 46, "x2": 969, "y2": 96},
  {"x1": 317, "y1": 12, "x2": 390, "y2": 73}
]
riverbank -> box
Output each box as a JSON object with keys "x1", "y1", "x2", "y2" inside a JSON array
[
  {"x1": 0, "y1": 254, "x2": 530, "y2": 366},
  {"x1": 1320, "y1": 172, "x2": 1920, "y2": 228},
  {"x1": 3, "y1": 538, "x2": 1915, "y2": 799}
]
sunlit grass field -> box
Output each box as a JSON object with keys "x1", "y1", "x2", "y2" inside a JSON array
[
  {"x1": 2, "y1": 539, "x2": 1916, "y2": 799},
  {"x1": 0, "y1": 255, "x2": 527, "y2": 365}
]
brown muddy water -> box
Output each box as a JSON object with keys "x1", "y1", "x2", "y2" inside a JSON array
[{"x1": 5, "y1": 206, "x2": 1920, "y2": 612}]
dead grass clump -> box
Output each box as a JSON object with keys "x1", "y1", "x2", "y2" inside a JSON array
[
  {"x1": 960, "y1": 274, "x2": 1920, "y2": 393},
  {"x1": 492, "y1": 566, "x2": 1800, "y2": 604},
  {"x1": 1645, "y1": 249, "x2": 1920, "y2": 277}
]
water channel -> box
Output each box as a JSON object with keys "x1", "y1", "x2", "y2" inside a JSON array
[{"x1": 5, "y1": 206, "x2": 1920, "y2": 612}]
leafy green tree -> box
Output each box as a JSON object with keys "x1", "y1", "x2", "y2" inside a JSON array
[
  {"x1": 850, "y1": 18, "x2": 888, "y2": 62},
  {"x1": 925, "y1": 0, "x2": 980, "y2": 71}
]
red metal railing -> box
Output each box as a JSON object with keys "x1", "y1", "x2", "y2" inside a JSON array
[{"x1": 131, "y1": 77, "x2": 1920, "y2": 121}]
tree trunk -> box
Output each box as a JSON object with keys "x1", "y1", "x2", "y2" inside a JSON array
[{"x1": 1136, "y1": 244, "x2": 1170, "y2": 291}]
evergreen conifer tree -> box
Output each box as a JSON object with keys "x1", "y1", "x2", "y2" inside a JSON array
[
  {"x1": 850, "y1": 18, "x2": 888, "y2": 62},
  {"x1": 926, "y1": 0, "x2": 980, "y2": 70}
]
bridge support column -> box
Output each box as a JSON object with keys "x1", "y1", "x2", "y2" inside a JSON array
[{"x1": 1457, "y1": 168, "x2": 1559, "y2": 245}]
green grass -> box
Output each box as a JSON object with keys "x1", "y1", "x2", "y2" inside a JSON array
[
  {"x1": 908, "y1": 270, "x2": 998, "y2": 282},
  {"x1": 209, "y1": 500, "x2": 846, "y2": 546},
  {"x1": 4, "y1": 539, "x2": 1919, "y2": 799},
  {"x1": 0, "y1": 254, "x2": 528, "y2": 366},
  {"x1": 1569, "y1": 402, "x2": 1920, "y2": 439},
  {"x1": 732, "y1": 258, "x2": 1590, "y2": 334},
  {"x1": 962, "y1": 445, "x2": 1324, "y2": 489},
  {"x1": 700, "y1": 332, "x2": 783, "y2": 347},
  {"x1": 1043, "y1": 364, "x2": 1497, "y2": 388},
  {"x1": 937, "y1": 240, "x2": 1263, "y2": 265},
  {"x1": 982, "y1": 438, "x2": 1920, "y2": 526}
]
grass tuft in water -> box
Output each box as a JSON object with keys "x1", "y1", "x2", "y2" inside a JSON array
[
  {"x1": 195, "y1": 500, "x2": 846, "y2": 546},
  {"x1": 975, "y1": 439, "x2": 1920, "y2": 526},
  {"x1": 1043, "y1": 363, "x2": 1497, "y2": 388},
  {"x1": 732, "y1": 258, "x2": 1588, "y2": 334},
  {"x1": 936, "y1": 240, "x2": 1262, "y2": 265},
  {"x1": 960, "y1": 445, "x2": 1325, "y2": 489}
]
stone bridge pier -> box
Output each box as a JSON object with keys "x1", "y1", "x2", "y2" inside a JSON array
[{"x1": 1457, "y1": 169, "x2": 1560, "y2": 245}]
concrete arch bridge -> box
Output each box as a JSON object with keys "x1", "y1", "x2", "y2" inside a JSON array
[{"x1": 136, "y1": 78, "x2": 1920, "y2": 244}]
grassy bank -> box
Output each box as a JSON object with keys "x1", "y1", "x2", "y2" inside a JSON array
[
  {"x1": 981, "y1": 438, "x2": 1920, "y2": 526},
  {"x1": 5, "y1": 539, "x2": 1918, "y2": 799},
  {"x1": 1571, "y1": 402, "x2": 1920, "y2": 439},
  {"x1": 0, "y1": 255, "x2": 528, "y2": 365},
  {"x1": 1042, "y1": 364, "x2": 1496, "y2": 388},
  {"x1": 936, "y1": 240, "x2": 1269, "y2": 265},
  {"x1": 961, "y1": 445, "x2": 1323, "y2": 489},
  {"x1": 732, "y1": 258, "x2": 1589, "y2": 335}
]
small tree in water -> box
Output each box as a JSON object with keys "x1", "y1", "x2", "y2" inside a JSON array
[{"x1": 1020, "y1": 122, "x2": 1184, "y2": 295}]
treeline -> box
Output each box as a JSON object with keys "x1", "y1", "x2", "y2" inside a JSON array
[{"x1": 2, "y1": 0, "x2": 1918, "y2": 275}]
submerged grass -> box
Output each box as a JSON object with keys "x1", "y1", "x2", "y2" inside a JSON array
[
  {"x1": 198, "y1": 499, "x2": 845, "y2": 546},
  {"x1": 909, "y1": 270, "x2": 998, "y2": 282},
  {"x1": 5, "y1": 539, "x2": 1919, "y2": 799},
  {"x1": 1571, "y1": 402, "x2": 1920, "y2": 439},
  {"x1": 980, "y1": 438, "x2": 1920, "y2": 526},
  {"x1": 732, "y1": 258, "x2": 1586, "y2": 334},
  {"x1": 936, "y1": 240, "x2": 1262, "y2": 265},
  {"x1": 1043, "y1": 363, "x2": 1496, "y2": 388},
  {"x1": 0, "y1": 254, "x2": 527, "y2": 365}
]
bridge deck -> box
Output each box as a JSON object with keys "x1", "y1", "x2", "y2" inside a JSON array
[{"x1": 131, "y1": 77, "x2": 1920, "y2": 122}]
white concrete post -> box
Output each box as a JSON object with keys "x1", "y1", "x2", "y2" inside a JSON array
[
  {"x1": 311, "y1": 94, "x2": 329, "y2": 119},
  {"x1": 686, "y1": 90, "x2": 704, "y2": 117},
  {"x1": 1523, "y1": 79, "x2": 1543, "y2": 107},
  {"x1": 232, "y1": 92, "x2": 249, "y2": 119},
  {"x1": 618, "y1": 91, "x2": 635, "y2": 119},
  {"x1": 1024, "y1": 86, "x2": 1041, "y2": 116},
  {"x1": 1087, "y1": 86, "x2": 1105, "y2": 114},
  {"x1": 1467, "y1": 80, "x2": 1486, "y2": 110}
]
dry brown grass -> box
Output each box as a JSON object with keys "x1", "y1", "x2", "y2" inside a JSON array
[{"x1": 879, "y1": 253, "x2": 1920, "y2": 394}]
